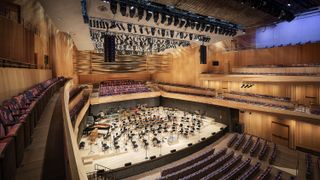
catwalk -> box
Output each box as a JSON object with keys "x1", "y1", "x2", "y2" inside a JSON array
[{"x1": 79, "y1": 106, "x2": 226, "y2": 173}]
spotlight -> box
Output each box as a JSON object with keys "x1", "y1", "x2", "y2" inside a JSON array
[
  {"x1": 170, "y1": 30, "x2": 174, "y2": 38},
  {"x1": 120, "y1": 3, "x2": 126, "y2": 16},
  {"x1": 210, "y1": 25, "x2": 215, "y2": 33},
  {"x1": 146, "y1": 11, "x2": 152, "y2": 21},
  {"x1": 196, "y1": 22, "x2": 200, "y2": 31},
  {"x1": 179, "y1": 19, "x2": 185, "y2": 28},
  {"x1": 161, "y1": 29, "x2": 165, "y2": 37},
  {"x1": 110, "y1": 0, "x2": 117, "y2": 15},
  {"x1": 167, "y1": 16, "x2": 173, "y2": 26},
  {"x1": 153, "y1": 11, "x2": 159, "y2": 23},
  {"x1": 173, "y1": 16, "x2": 179, "y2": 26},
  {"x1": 190, "y1": 21, "x2": 195, "y2": 29},
  {"x1": 151, "y1": 27, "x2": 155, "y2": 35},
  {"x1": 185, "y1": 20, "x2": 190, "y2": 28},
  {"x1": 127, "y1": 24, "x2": 132, "y2": 32},
  {"x1": 161, "y1": 13, "x2": 167, "y2": 24},
  {"x1": 133, "y1": 25, "x2": 137, "y2": 33},
  {"x1": 138, "y1": 7, "x2": 144, "y2": 20},
  {"x1": 139, "y1": 26, "x2": 143, "y2": 34},
  {"x1": 110, "y1": 21, "x2": 116, "y2": 29},
  {"x1": 200, "y1": 23, "x2": 206, "y2": 31},
  {"x1": 205, "y1": 25, "x2": 210, "y2": 32},
  {"x1": 129, "y1": 6, "x2": 136, "y2": 18},
  {"x1": 189, "y1": 33, "x2": 193, "y2": 40}
]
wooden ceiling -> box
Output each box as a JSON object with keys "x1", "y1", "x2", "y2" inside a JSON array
[{"x1": 151, "y1": 0, "x2": 320, "y2": 28}]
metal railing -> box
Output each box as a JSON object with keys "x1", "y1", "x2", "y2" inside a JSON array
[{"x1": 87, "y1": 164, "x2": 115, "y2": 180}]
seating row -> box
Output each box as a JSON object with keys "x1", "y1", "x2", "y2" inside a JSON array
[
  {"x1": 99, "y1": 80, "x2": 150, "y2": 96},
  {"x1": 159, "y1": 148, "x2": 227, "y2": 179},
  {"x1": 220, "y1": 158, "x2": 252, "y2": 180},
  {"x1": 256, "y1": 166, "x2": 272, "y2": 180},
  {"x1": 234, "y1": 133, "x2": 246, "y2": 150},
  {"x1": 69, "y1": 94, "x2": 89, "y2": 126},
  {"x1": 181, "y1": 151, "x2": 236, "y2": 180},
  {"x1": 69, "y1": 86, "x2": 84, "y2": 102},
  {"x1": 160, "y1": 149, "x2": 214, "y2": 176},
  {"x1": 229, "y1": 91, "x2": 291, "y2": 102},
  {"x1": 242, "y1": 135, "x2": 253, "y2": 153},
  {"x1": 238, "y1": 161, "x2": 261, "y2": 180},
  {"x1": 269, "y1": 143, "x2": 277, "y2": 164},
  {"x1": 250, "y1": 137, "x2": 261, "y2": 157},
  {"x1": 0, "y1": 77, "x2": 66, "y2": 180},
  {"x1": 305, "y1": 153, "x2": 313, "y2": 179},
  {"x1": 258, "y1": 140, "x2": 269, "y2": 160},
  {"x1": 223, "y1": 97, "x2": 291, "y2": 110},
  {"x1": 227, "y1": 134, "x2": 238, "y2": 148}
]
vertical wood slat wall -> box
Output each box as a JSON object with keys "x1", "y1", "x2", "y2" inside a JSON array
[{"x1": 0, "y1": 17, "x2": 34, "y2": 64}]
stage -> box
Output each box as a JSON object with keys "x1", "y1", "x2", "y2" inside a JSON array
[{"x1": 78, "y1": 106, "x2": 226, "y2": 175}]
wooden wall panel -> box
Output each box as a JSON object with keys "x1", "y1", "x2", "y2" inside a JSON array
[
  {"x1": 151, "y1": 44, "x2": 208, "y2": 87},
  {"x1": 0, "y1": 68, "x2": 52, "y2": 102},
  {"x1": 240, "y1": 110, "x2": 319, "y2": 151},
  {"x1": 0, "y1": 17, "x2": 34, "y2": 63},
  {"x1": 78, "y1": 73, "x2": 151, "y2": 84},
  {"x1": 296, "y1": 121, "x2": 320, "y2": 152}
]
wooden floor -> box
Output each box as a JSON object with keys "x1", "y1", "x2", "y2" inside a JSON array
[
  {"x1": 15, "y1": 91, "x2": 65, "y2": 180},
  {"x1": 126, "y1": 133, "x2": 319, "y2": 180}
]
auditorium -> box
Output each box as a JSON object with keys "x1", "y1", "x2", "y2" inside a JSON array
[{"x1": 1, "y1": 0, "x2": 320, "y2": 179}]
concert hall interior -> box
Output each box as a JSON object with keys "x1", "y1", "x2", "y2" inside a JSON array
[{"x1": 1, "y1": 0, "x2": 320, "y2": 180}]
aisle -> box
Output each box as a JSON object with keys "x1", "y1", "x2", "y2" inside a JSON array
[{"x1": 15, "y1": 91, "x2": 65, "y2": 180}]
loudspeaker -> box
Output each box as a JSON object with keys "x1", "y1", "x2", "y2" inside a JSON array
[
  {"x1": 150, "y1": 156, "x2": 156, "y2": 160},
  {"x1": 124, "y1": 162, "x2": 132, "y2": 167},
  {"x1": 104, "y1": 35, "x2": 116, "y2": 62},
  {"x1": 212, "y1": 61, "x2": 219, "y2": 66},
  {"x1": 200, "y1": 45, "x2": 207, "y2": 64}
]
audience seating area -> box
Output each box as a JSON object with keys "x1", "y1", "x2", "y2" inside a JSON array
[
  {"x1": 0, "y1": 77, "x2": 66, "y2": 180},
  {"x1": 99, "y1": 80, "x2": 150, "y2": 96},
  {"x1": 228, "y1": 91, "x2": 291, "y2": 102},
  {"x1": 69, "y1": 94, "x2": 89, "y2": 126},
  {"x1": 69, "y1": 86, "x2": 85, "y2": 102},
  {"x1": 158, "y1": 133, "x2": 288, "y2": 180}
]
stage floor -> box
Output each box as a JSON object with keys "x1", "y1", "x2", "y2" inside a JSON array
[{"x1": 79, "y1": 107, "x2": 226, "y2": 173}]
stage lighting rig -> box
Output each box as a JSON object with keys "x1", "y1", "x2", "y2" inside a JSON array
[
  {"x1": 153, "y1": 11, "x2": 159, "y2": 23},
  {"x1": 120, "y1": 2, "x2": 126, "y2": 16},
  {"x1": 167, "y1": 16, "x2": 173, "y2": 26},
  {"x1": 173, "y1": 16, "x2": 179, "y2": 26},
  {"x1": 129, "y1": 6, "x2": 135, "y2": 18},
  {"x1": 137, "y1": 7, "x2": 144, "y2": 20},
  {"x1": 161, "y1": 13, "x2": 167, "y2": 24},
  {"x1": 146, "y1": 11, "x2": 152, "y2": 21},
  {"x1": 110, "y1": 0, "x2": 117, "y2": 15}
]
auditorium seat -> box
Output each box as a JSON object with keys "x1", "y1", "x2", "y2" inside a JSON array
[
  {"x1": 0, "y1": 77, "x2": 65, "y2": 179},
  {"x1": 0, "y1": 137, "x2": 17, "y2": 180}
]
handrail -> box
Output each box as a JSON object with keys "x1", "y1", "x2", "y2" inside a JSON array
[{"x1": 62, "y1": 79, "x2": 88, "y2": 180}]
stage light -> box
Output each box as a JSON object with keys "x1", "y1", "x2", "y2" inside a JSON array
[
  {"x1": 179, "y1": 19, "x2": 185, "y2": 28},
  {"x1": 138, "y1": 7, "x2": 144, "y2": 20},
  {"x1": 139, "y1": 26, "x2": 143, "y2": 34},
  {"x1": 161, "y1": 13, "x2": 167, "y2": 24},
  {"x1": 161, "y1": 29, "x2": 165, "y2": 37},
  {"x1": 170, "y1": 30, "x2": 174, "y2": 38},
  {"x1": 127, "y1": 24, "x2": 132, "y2": 32},
  {"x1": 133, "y1": 25, "x2": 137, "y2": 33},
  {"x1": 129, "y1": 6, "x2": 136, "y2": 18},
  {"x1": 120, "y1": 3, "x2": 126, "y2": 16},
  {"x1": 200, "y1": 23, "x2": 206, "y2": 31},
  {"x1": 146, "y1": 11, "x2": 152, "y2": 21},
  {"x1": 190, "y1": 21, "x2": 195, "y2": 29},
  {"x1": 196, "y1": 22, "x2": 200, "y2": 31},
  {"x1": 185, "y1": 20, "x2": 190, "y2": 28},
  {"x1": 153, "y1": 11, "x2": 159, "y2": 23},
  {"x1": 151, "y1": 27, "x2": 155, "y2": 35},
  {"x1": 110, "y1": 0, "x2": 117, "y2": 15},
  {"x1": 205, "y1": 25, "x2": 210, "y2": 32},
  {"x1": 173, "y1": 16, "x2": 179, "y2": 26},
  {"x1": 210, "y1": 25, "x2": 214, "y2": 33},
  {"x1": 167, "y1": 16, "x2": 173, "y2": 26},
  {"x1": 189, "y1": 33, "x2": 193, "y2": 40},
  {"x1": 110, "y1": 21, "x2": 116, "y2": 29}
]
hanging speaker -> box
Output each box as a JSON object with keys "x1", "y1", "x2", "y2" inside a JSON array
[
  {"x1": 200, "y1": 45, "x2": 207, "y2": 64},
  {"x1": 104, "y1": 35, "x2": 116, "y2": 62}
]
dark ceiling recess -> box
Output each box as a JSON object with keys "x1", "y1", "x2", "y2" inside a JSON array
[{"x1": 101, "y1": 0, "x2": 242, "y2": 36}]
